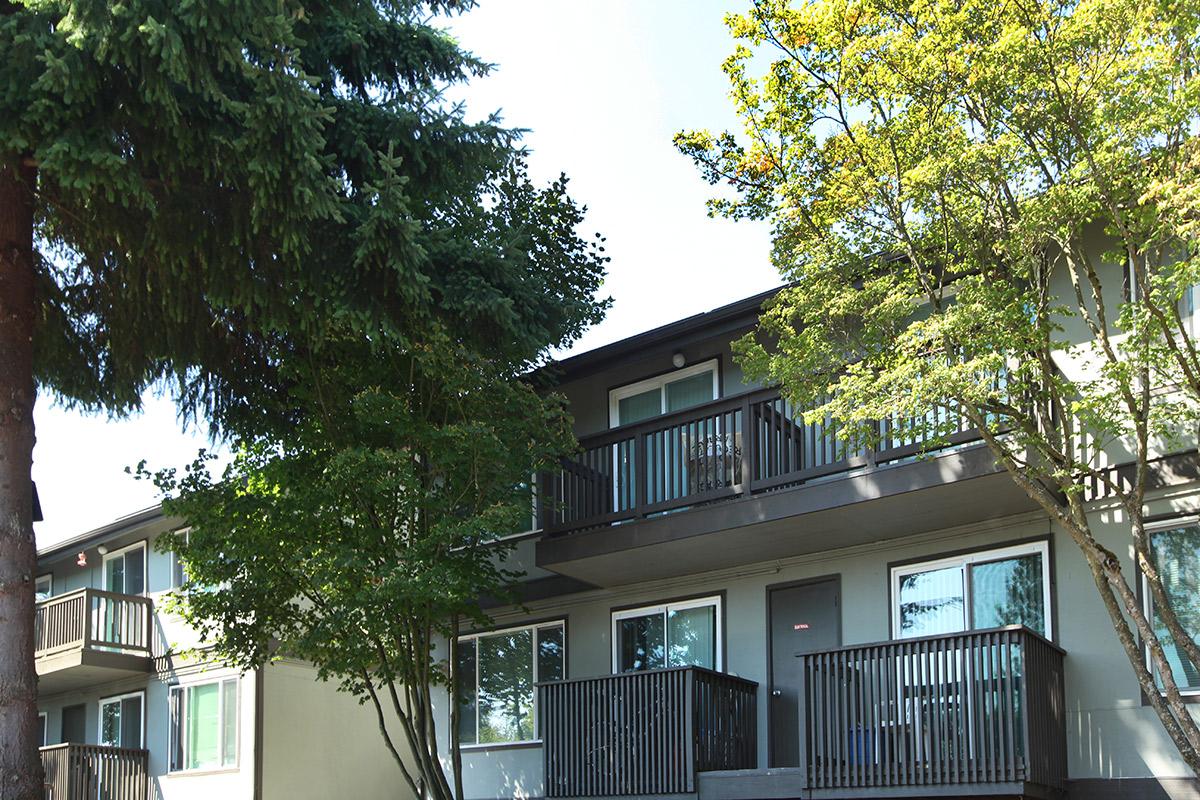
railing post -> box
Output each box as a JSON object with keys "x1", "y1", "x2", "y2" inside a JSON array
[
  {"x1": 536, "y1": 469, "x2": 553, "y2": 533},
  {"x1": 740, "y1": 396, "x2": 753, "y2": 494},
  {"x1": 865, "y1": 419, "x2": 879, "y2": 469},
  {"x1": 1018, "y1": 630, "x2": 1032, "y2": 783},
  {"x1": 82, "y1": 589, "x2": 94, "y2": 649},
  {"x1": 635, "y1": 430, "x2": 647, "y2": 519},
  {"x1": 684, "y1": 669, "x2": 696, "y2": 792},
  {"x1": 798, "y1": 654, "x2": 809, "y2": 787},
  {"x1": 144, "y1": 596, "x2": 153, "y2": 655}
]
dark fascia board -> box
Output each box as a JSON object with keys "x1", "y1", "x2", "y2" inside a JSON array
[
  {"x1": 36, "y1": 504, "x2": 167, "y2": 560},
  {"x1": 544, "y1": 284, "x2": 788, "y2": 384}
]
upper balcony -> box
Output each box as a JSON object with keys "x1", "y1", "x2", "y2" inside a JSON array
[
  {"x1": 536, "y1": 388, "x2": 1038, "y2": 586},
  {"x1": 35, "y1": 588, "x2": 154, "y2": 694}
]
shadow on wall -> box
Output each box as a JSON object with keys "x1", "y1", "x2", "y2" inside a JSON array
[
  {"x1": 456, "y1": 748, "x2": 543, "y2": 800},
  {"x1": 1071, "y1": 705, "x2": 1195, "y2": 780}
]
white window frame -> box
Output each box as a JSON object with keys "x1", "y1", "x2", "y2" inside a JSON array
[
  {"x1": 1142, "y1": 516, "x2": 1200, "y2": 695},
  {"x1": 102, "y1": 541, "x2": 147, "y2": 596},
  {"x1": 457, "y1": 620, "x2": 565, "y2": 748},
  {"x1": 890, "y1": 541, "x2": 1053, "y2": 640},
  {"x1": 34, "y1": 574, "x2": 52, "y2": 602},
  {"x1": 170, "y1": 529, "x2": 192, "y2": 589},
  {"x1": 98, "y1": 690, "x2": 145, "y2": 749},
  {"x1": 1185, "y1": 284, "x2": 1199, "y2": 338},
  {"x1": 37, "y1": 712, "x2": 47, "y2": 747},
  {"x1": 608, "y1": 359, "x2": 720, "y2": 428},
  {"x1": 168, "y1": 678, "x2": 240, "y2": 773},
  {"x1": 611, "y1": 595, "x2": 724, "y2": 673}
]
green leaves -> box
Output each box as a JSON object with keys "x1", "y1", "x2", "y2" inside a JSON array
[
  {"x1": 5, "y1": 0, "x2": 607, "y2": 434},
  {"x1": 684, "y1": 0, "x2": 1200, "y2": 463},
  {"x1": 145, "y1": 335, "x2": 572, "y2": 687}
]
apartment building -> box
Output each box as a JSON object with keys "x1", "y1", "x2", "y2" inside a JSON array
[
  {"x1": 437, "y1": 280, "x2": 1200, "y2": 800},
  {"x1": 33, "y1": 508, "x2": 402, "y2": 800},
  {"x1": 34, "y1": 274, "x2": 1200, "y2": 799}
]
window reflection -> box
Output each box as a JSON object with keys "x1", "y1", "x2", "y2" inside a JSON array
[
  {"x1": 898, "y1": 566, "x2": 965, "y2": 637},
  {"x1": 971, "y1": 554, "x2": 1045, "y2": 634},
  {"x1": 478, "y1": 630, "x2": 534, "y2": 744},
  {"x1": 457, "y1": 622, "x2": 565, "y2": 745},
  {"x1": 1150, "y1": 525, "x2": 1200, "y2": 689},
  {"x1": 895, "y1": 544, "x2": 1050, "y2": 639},
  {"x1": 615, "y1": 598, "x2": 719, "y2": 672},
  {"x1": 618, "y1": 614, "x2": 666, "y2": 672}
]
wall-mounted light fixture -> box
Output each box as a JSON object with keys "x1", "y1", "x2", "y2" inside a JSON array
[
  {"x1": 671, "y1": 352, "x2": 686, "y2": 369},
  {"x1": 96, "y1": 545, "x2": 108, "y2": 555}
]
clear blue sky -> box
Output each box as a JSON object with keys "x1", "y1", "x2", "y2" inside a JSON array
[{"x1": 32, "y1": 0, "x2": 778, "y2": 547}]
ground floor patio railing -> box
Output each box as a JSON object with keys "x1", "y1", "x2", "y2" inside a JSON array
[
  {"x1": 40, "y1": 742, "x2": 148, "y2": 800},
  {"x1": 539, "y1": 666, "x2": 758, "y2": 797},
  {"x1": 801, "y1": 626, "x2": 1067, "y2": 793}
]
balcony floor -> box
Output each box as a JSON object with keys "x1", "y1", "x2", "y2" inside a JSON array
[
  {"x1": 36, "y1": 649, "x2": 152, "y2": 694},
  {"x1": 537, "y1": 443, "x2": 1039, "y2": 587}
]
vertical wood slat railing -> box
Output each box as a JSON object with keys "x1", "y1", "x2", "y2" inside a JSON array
[
  {"x1": 801, "y1": 626, "x2": 1066, "y2": 793},
  {"x1": 40, "y1": 743, "x2": 149, "y2": 800},
  {"x1": 34, "y1": 588, "x2": 153, "y2": 658},
  {"x1": 541, "y1": 388, "x2": 983, "y2": 535},
  {"x1": 539, "y1": 667, "x2": 758, "y2": 797}
]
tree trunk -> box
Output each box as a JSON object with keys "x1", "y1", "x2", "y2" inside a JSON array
[
  {"x1": 0, "y1": 154, "x2": 40, "y2": 800},
  {"x1": 449, "y1": 621, "x2": 464, "y2": 800}
]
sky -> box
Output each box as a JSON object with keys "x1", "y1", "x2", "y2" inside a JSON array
[{"x1": 31, "y1": 0, "x2": 779, "y2": 547}]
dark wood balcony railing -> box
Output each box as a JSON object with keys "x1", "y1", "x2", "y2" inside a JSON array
[
  {"x1": 35, "y1": 588, "x2": 153, "y2": 658},
  {"x1": 40, "y1": 743, "x2": 148, "y2": 800},
  {"x1": 539, "y1": 667, "x2": 758, "y2": 797},
  {"x1": 802, "y1": 626, "x2": 1066, "y2": 793},
  {"x1": 540, "y1": 388, "x2": 981, "y2": 534}
]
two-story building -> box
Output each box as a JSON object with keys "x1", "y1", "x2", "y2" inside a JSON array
[
  {"x1": 33, "y1": 507, "x2": 405, "y2": 800},
  {"x1": 436, "y1": 284, "x2": 1200, "y2": 800}
]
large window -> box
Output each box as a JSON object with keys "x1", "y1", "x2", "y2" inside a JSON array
[
  {"x1": 169, "y1": 679, "x2": 238, "y2": 772},
  {"x1": 456, "y1": 621, "x2": 565, "y2": 746},
  {"x1": 891, "y1": 542, "x2": 1051, "y2": 639},
  {"x1": 102, "y1": 542, "x2": 146, "y2": 595},
  {"x1": 170, "y1": 529, "x2": 191, "y2": 589},
  {"x1": 34, "y1": 574, "x2": 52, "y2": 603},
  {"x1": 99, "y1": 691, "x2": 143, "y2": 749},
  {"x1": 612, "y1": 596, "x2": 721, "y2": 673},
  {"x1": 1145, "y1": 519, "x2": 1200, "y2": 691},
  {"x1": 609, "y1": 360, "x2": 719, "y2": 427}
]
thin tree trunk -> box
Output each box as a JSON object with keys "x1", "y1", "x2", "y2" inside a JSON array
[
  {"x1": 970, "y1": 409, "x2": 1200, "y2": 775},
  {"x1": 0, "y1": 154, "x2": 41, "y2": 800},
  {"x1": 450, "y1": 620, "x2": 464, "y2": 800}
]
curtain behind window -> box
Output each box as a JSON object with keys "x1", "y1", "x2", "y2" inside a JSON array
[{"x1": 665, "y1": 372, "x2": 714, "y2": 413}]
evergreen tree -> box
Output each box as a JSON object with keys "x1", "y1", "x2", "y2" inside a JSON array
[{"x1": 0, "y1": 2, "x2": 606, "y2": 796}]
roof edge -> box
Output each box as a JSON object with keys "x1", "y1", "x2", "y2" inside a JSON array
[
  {"x1": 36, "y1": 504, "x2": 167, "y2": 560},
  {"x1": 548, "y1": 284, "x2": 785, "y2": 381}
]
